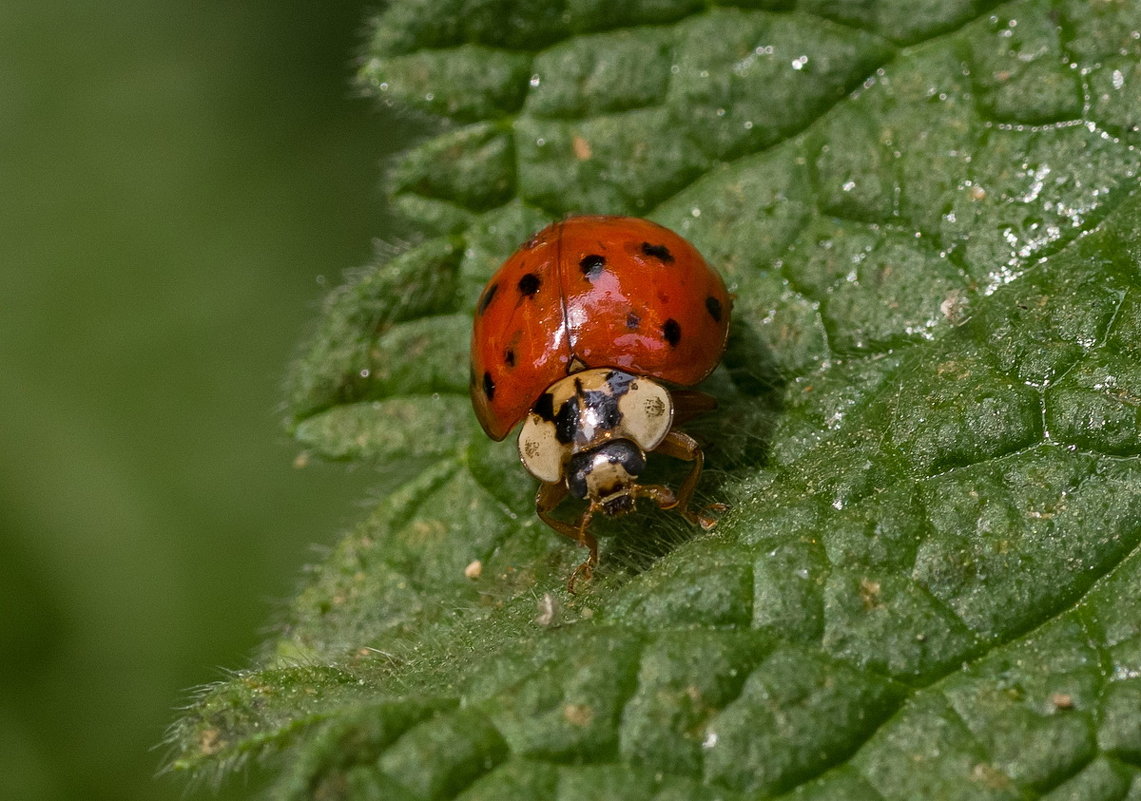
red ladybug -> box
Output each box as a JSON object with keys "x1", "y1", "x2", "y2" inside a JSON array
[{"x1": 470, "y1": 216, "x2": 731, "y2": 587}]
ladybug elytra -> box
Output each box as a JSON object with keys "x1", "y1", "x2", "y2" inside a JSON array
[{"x1": 470, "y1": 216, "x2": 731, "y2": 588}]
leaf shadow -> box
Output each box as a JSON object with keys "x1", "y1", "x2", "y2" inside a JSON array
[{"x1": 600, "y1": 317, "x2": 785, "y2": 579}]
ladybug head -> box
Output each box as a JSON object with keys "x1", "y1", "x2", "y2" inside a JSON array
[{"x1": 566, "y1": 439, "x2": 646, "y2": 516}]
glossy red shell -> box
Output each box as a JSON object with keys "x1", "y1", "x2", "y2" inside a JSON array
[{"x1": 470, "y1": 216, "x2": 732, "y2": 440}]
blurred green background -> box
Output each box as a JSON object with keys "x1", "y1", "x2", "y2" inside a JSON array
[{"x1": 0, "y1": 2, "x2": 421, "y2": 799}]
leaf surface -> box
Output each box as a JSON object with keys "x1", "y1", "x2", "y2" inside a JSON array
[{"x1": 171, "y1": 1, "x2": 1141, "y2": 798}]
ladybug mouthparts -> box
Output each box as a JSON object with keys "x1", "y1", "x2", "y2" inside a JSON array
[{"x1": 599, "y1": 492, "x2": 637, "y2": 517}]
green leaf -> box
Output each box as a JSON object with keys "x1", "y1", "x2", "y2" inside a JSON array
[{"x1": 170, "y1": 0, "x2": 1141, "y2": 798}]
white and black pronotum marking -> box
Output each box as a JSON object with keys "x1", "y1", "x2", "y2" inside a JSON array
[{"x1": 518, "y1": 368, "x2": 673, "y2": 515}]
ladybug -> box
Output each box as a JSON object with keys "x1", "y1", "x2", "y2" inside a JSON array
[{"x1": 470, "y1": 216, "x2": 731, "y2": 587}]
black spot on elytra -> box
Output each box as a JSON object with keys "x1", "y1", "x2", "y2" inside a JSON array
[
  {"x1": 482, "y1": 371, "x2": 496, "y2": 400},
  {"x1": 518, "y1": 273, "x2": 541, "y2": 296},
  {"x1": 706, "y1": 296, "x2": 723, "y2": 322},
  {"x1": 504, "y1": 348, "x2": 516, "y2": 367},
  {"x1": 477, "y1": 282, "x2": 499, "y2": 315},
  {"x1": 641, "y1": 242, "x2": 674, "y2": 263},
  {"x1": 662, "y1": 318, "x2": 682, "y2": 347},
  {"x1": 580, "y1": 254, "x2": 606, "y2": 279},
  {"x1": 625, "y1": 312, "x2": 640, "y2": 330}
]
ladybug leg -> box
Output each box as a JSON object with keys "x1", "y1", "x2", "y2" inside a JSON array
[
  {"x1": 648, "y1": 430, "x2": 722, "y2": 530},
  {"x1": 670, "y1": 389, "x2": 718, "y2": 427},
  {"x1": 631, "y1": 483, "x2": 679, "y2": 509},
  {"x1": 566, "y1": 508, "x2": 599, "y2": 593},
  {"x1": 535, "y1": 482, "x2": 599, "y2": 592}
]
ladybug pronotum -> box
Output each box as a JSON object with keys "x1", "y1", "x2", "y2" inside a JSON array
[{"x1": 470, "y1": 216, "x2": 731, "y2": 588}]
